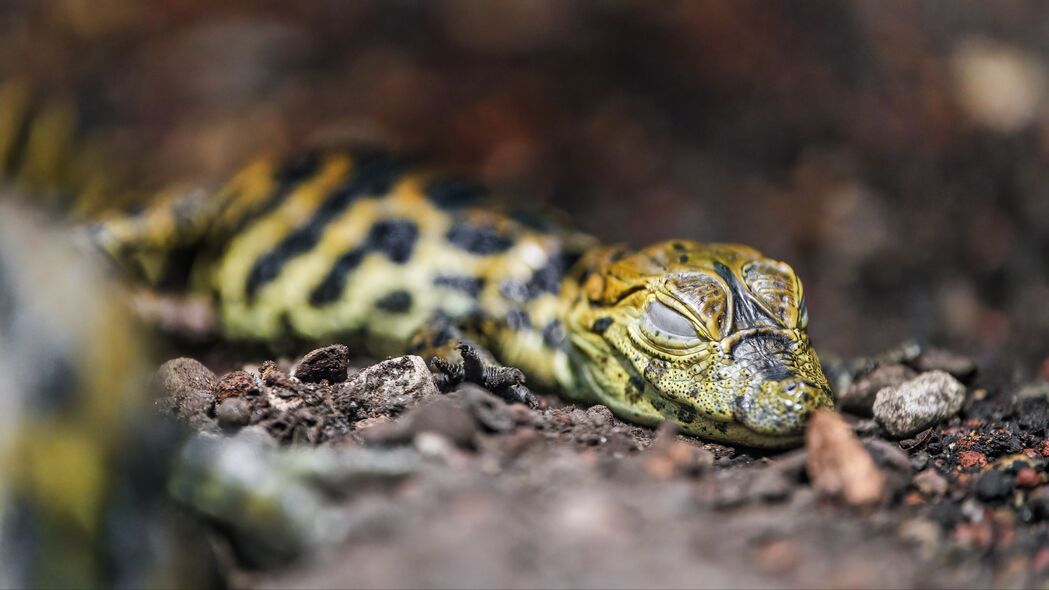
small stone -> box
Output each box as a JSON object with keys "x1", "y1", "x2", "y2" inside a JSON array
[
  {"x1": 336, "y1": 355, "x2": 440, "y2": 419},
  {"x1": 806, "y1": 409, "x2": 886, "y2": 507},
  {"x1": 912, "y1": 349, "x2": 977, "y2": 380},
  {"x1": 293, "y1": 344, "x2": 350, "y2": 384},
  {"x1": 838, "y1": 364, "x2": 917, "y2": 416},
  {"x1": 1015, "y1": 467, "x2": 1042, "y2": 488},
  {"x1": 913, "y1": 469, "x2": 949, "y2": 497},
  {"x1": 1029, "y1": 487, "x2": 1049, "y2": 521},
  {"x1": 910, "y1": 451, "x2": 931, "y2": 471},
  {"x1": 749, "y1": 469, "x2": 794, "y2": 503},
  {"x1": 958, "y1": 450, "x2": 988, "y2": 470},
  {"x1": 898, "y1": 518, "x2": 942, "y2": 559},
  {"x1": 873, "y1": 371, "x2": 967, "y2": 437},
  {"x1": 216, "y1": 397, "x2": 252, "y2": 428},
  {"x1": 586, "y1": 404, "x2": 615, "y2": 427},
  {"x1": 642, "y1": 427, "x2": 715, "y2": 479},
  {"x1": 360, "y1": 396, "x2": 478, "y2": 449},
  {"x1": 449, "y1": 384, "x2": 515, "y2": 433},
  {"x1": 154, "y1": 358, "x2": 218, "y2": 431},
  {"x1": 154, "y1": 357, "x2": 217, "y2": 397},
  {"x1": 975, "y1": 470, "x2": 1015, "y2": 502},
  {"x1": 216, "y1": 370, "x2": 257, "y2": 400}
]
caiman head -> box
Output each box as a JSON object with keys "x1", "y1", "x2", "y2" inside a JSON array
[{"x1": 562, "y1": 241, "x2": 832, "y2": 448}]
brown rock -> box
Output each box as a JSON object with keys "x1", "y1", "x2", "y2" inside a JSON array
[
  {"x1": 216, "y1": 370, "x2": 257, "y2": 400},
  {"x1": 153, "y1": 358, "x2": 218, "y2": 431},
  {"x1": 838, "y1": 364, "x2": 917, "y2": 416},
  {"x1": 216, "y1": 397, "x2": 252, "y2": 428},
  {"x1": 913, "y1": 348, "x2": 977, "y2": 380},
  {"x1": 805, "y1": 409, "x2": 886, "y2": 507},
  {"x1": 958, "y1": 450, "x2": 988, "y2": 470},
  {"x1": 641, "y1": 425, "x2": 714, "y2": 479},
  {"x1": 1014, "y1": 467, "x2": 1042, "y2": 488},
  {"x1": 293, "y1": 344, "x2": 350, "y2": 384},
  {"x1": 449, "y1": 384, "x2": 515, "y2": 433},
  {"x1": 360, "y1": 396, "x2": 478, "y2": 449},
  {"x1": 912, "y1": 468, "x2": 949, "y2": 497}
]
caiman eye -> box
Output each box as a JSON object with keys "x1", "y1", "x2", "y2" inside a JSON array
[{"x1": 641, "y1": 300, "x2": 701, "y2": 348}]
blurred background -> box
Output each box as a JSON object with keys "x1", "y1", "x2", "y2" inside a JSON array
[{"x1": 3, "y1": 0, "x2": 1048, "y2": 380}]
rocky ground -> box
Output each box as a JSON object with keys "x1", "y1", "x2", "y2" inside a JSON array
[{"x1": 154, "y1": 344, "x2": 1049, "y2": 589}]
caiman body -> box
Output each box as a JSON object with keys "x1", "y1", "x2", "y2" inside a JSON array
[{"x1": 96, "y1": 148, "x2": 833, "y2": 447}]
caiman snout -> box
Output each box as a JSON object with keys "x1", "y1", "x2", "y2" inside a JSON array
[{"x1": 735, "y1": 376, "x2": 833, "y2": 435}]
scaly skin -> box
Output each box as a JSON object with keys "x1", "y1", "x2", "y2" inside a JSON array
[{"x1": 94, "y1": 148, "x2": 833, "y2": 447}]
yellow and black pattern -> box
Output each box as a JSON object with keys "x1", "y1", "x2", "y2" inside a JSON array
[
  {"x1": 93, "y1": 145, "x2": 833, "y2": 447},
  {"x1": 0, "y1": 201, "x2": 207, "y2": 588},
  {"x1": 0, "y1": 79, "x2": 124, "y2": 214}
]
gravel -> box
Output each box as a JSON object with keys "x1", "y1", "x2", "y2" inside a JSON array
[{"x1": 873, "y1": 370, "x2": 967, "y2": 437}]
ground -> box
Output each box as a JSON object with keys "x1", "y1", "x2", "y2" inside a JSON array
[{"x1": 155, "y1": 343, "x2": 1049, "y2": 589}]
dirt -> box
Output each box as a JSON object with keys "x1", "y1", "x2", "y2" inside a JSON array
[{"x1": 155, "y1": 345, "x2": 1049, "y2": 588}]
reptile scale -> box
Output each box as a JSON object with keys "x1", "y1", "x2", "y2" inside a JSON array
[{"x1": 92, "y1": 147, "x2": 834, "y2": 448}]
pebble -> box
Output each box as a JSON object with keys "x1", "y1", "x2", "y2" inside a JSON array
[
  {"x1": 975, "y1": 470, "x2": 1015, "y2": 502},
  {"x1": 1029, "y1": 487, "x2": 1049, "y2": 521},
  {"x1": 153, "y1": 357, "x2": 218, "y2": 431},
  {"x1": 872, "y1": 371, "x2": 966, "y2": 437},
  {"x1": 293, "y1": 344, "x2": 350, "y2": 384},
  {"x1": 1014, "y1": 467, "x2": 1042, "y2": 488},
  {"x1": 216, "y1": 370, "x2": 257, "y2": 400},
  {"x1": 450, "y1": 384, "x2": 515, "y2": 433},
  {"x1": 360, "y1": 396, "x2": 478, "y2": 448},
  {"x1": 641, "y1": 426, "x2": 715, "y2": 479},
  {"x1": 912, "y1": 469, "x2": 949, "y2": 497},
  {"x1": 913, "y1": 349, "x2": 977, "y2": 380},
  {"x1": 838, "y1": 364, "x2": 917, "y2": 416},
  {"x1": 958, "y1": 450, "x2": 988, "y2": 470},
  {"x1": 336, "y1": 355, "x2": 440, "y2": 417},
  {"x1": 216, "y1": 397, "x2": 252, "y2": 428},
  {"x1": 805, "y1": 409, "x2": 886, "y2": 507}
]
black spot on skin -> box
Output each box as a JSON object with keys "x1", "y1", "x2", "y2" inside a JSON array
[
  {"x1": 277, "y1": 151, "x2": 321, "y2": 184},
  {"x1": 29, "y1": 351, "x2": 79, "y2": 414},
  {"x1": 426, "y1": 177, "x2": 488, "y2": 210},
  {"x1": 433, "y1": 326, "x2": 455, "y2": 347},
  {"x1": 679, "y1": 254, "x2": 689, "y2": 263},
  {"x1": 246, "y1": 152, "x2": 408, "y2": 298},
  {"x1": 232, "y1": 150, "x2": 323, "y2": 235},
  {"x1": 523, "y1": 257, "x2": 565, "y2": 297},
  {"x1": 672, "y1": 242, "x2": 687, "y2": 252},
  {"x1": 367, "y1": 219, "x2": 419, "y2": 264},
  {"x1": 542, "y1": 320, "x2": 565, "y2": 348},
  {"x1": 434, "y1": 275, "x2": 485, "y2": 297},
  {"x1": 592, "y1": 317, "x2": 613, "y2": 334},
  {"x1": 713, "y1": 422, "x2": 728, "y2": 434},
  {"x1": 308, "y1": 247, "x2": 366, "y2": 305},
  {"x1": 446, "y1": 221, "x2": 515, "y2": 255},
  {"x1": 499, "y1": 279, "x2": 529, "y2": 302},
  {"x1": 376, "y1": 290, "x2": 413, "y2": 313},
  {"x1": 3, "y1": 98, "x2": 38, "y2": 176},
  {"x1": 505, "y1": 309, "x2": 531, "y2": 330},
  {"x1": 155, "y1": 245, "x2": 199, "y2": 292},
  {"x1": 628, "y1": 375, "x2": 646, "y2": 395},
  {"x1": 677, "y1": 404, "x2": 696, "y2": 423},
  {"x1": 644, "y1": 358, "x2": 668, "y2": 382}
]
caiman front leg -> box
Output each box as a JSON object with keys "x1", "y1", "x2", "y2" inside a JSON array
[{"x1": 407, "y1": 317, "x2": 542, "y2": 409}]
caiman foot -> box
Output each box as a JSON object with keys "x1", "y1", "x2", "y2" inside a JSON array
[{"x1": 430, "y1": 343, "x2": 543, "y2": 409}]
